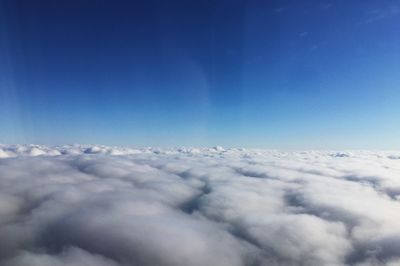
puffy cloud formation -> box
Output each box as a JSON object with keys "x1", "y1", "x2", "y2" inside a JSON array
[{"x1": 1, "y1": 145, "x2": 400, "y2": 266}]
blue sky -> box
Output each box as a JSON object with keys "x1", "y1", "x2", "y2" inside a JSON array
[{"x1": 1, "y1": 0, "x2": 400, "y2": 148}]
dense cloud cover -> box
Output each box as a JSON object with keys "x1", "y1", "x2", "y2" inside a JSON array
[{"x1": 1, "y1": 145, "x2": 400, "y2": 266}]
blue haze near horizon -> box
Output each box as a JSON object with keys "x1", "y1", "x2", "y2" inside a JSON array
[{"x1": 1, "y1": 0, "x2": 400, "y2": 149}]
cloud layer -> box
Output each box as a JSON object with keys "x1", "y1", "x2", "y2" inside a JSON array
[{"x1": 1, "y1": 145, "x2": 400, "y2": 266}]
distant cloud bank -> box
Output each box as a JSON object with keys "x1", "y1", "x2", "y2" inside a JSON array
[{"x1": 1, "y1": 145, "x2": 400, "y2": 266}]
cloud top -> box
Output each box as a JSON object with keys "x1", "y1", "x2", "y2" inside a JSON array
[{"x1": 1, "y1": 145, "x2": 400, "y2": 265}]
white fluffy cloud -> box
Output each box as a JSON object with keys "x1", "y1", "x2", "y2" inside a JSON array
[{"x1": 1, "y1": 145, "x2": 400, "y2": 265}]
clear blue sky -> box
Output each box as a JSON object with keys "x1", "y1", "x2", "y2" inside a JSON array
[{"x1": 1, "y1": 0, "x2": 400, "y2": 149}]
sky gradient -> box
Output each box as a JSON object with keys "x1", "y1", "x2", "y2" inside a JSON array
[{"x1": 1, "y1": 0, "x2": 400, "y2": 149}]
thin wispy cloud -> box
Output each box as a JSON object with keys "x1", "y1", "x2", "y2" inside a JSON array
[{"x1": 361, "y1": 6, "x2": 400, "y2": 24}]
